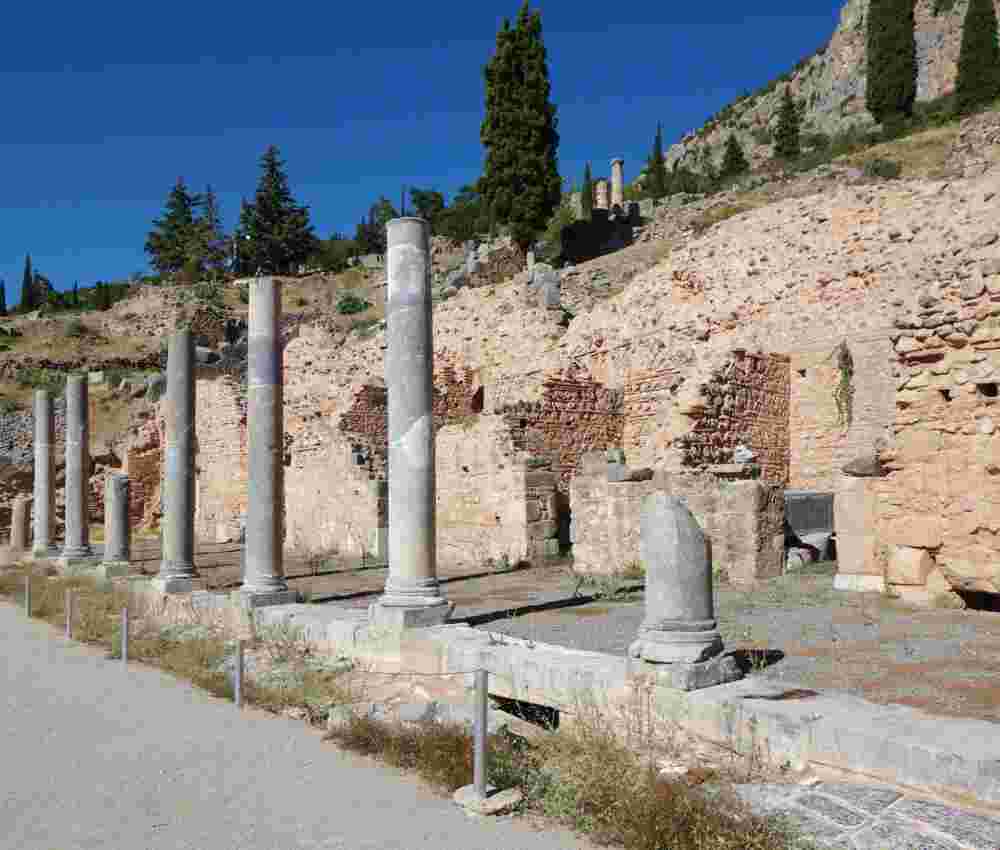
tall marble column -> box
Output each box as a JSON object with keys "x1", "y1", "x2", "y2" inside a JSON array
[
  {"x1": 31, "y1": 390, "x2": 55, "y2": 559},
  {"x1": 9, "y1": 495, "x2": 31, "y2": 552},
  {"x1": 241, "y1": 277, "x2": 297, "y2": 606},
  {"x1": 97, "y1": 473, "x2": 131, "y2": 578},
  {"x1": 59, "y1": 375, "x2": 95, "y2": 566},
  {"x1": 154, "y1": 329, "x2": 199, "y2": 592},
  {"x1": 610, "y1": 158, "x2": 625, "y2": 208},
  {"x1": 371, "y1": 218, "x2": 453, "y2": 628}
]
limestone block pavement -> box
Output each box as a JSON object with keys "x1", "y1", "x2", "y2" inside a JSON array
[
  {"x1": 0, "y1": 601, "x2": 595, "y2": 850},
  {"x1": 715, "y1": 781, "x2": 1000, "y2": 850}
]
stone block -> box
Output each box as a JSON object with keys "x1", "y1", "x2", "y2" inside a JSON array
[
  {"x1": 886, "y1": 546, "x2": 935, "y2": 586},
  {"x1": 886, "y1": 515, "x2": 943, "y2": 549},
  {"x1": 453, "y1": 785, "x2": 524, "y2": 816},
  {"x1": 632, "y1": 652, "x2": 743, "y2": 691},
  {"x1": 94, "y1": 561, "x2": 132, "y2": 580},
  {"x1": 367, "y1": 600, "x2": 455, "y2": 630},
  {"x1": 150, "y1": 577, "x2": 205, "y2": 594},
  {"x1": 238, "y1": 589, "x2": 301, "y2": 609}
]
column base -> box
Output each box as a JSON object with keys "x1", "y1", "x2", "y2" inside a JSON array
[
  {"x1": 55, "y1": 554, "x2": 103, "y2": 574},
  {"x1": 237, "y1": 588, "x2": 301, "y2": 609},
  {"x1": 628, "y1": 651, "x2": 745, "y2": 691},
  {"x1": 95, "y1": 561, "x2": 132, "y2": 579},
  {"x1": 833, "y1": 574, "x2": 885, "y2": 592},
  {"x1": 368, "y1": 599, "x2": 455, "y2": 630},
  {"x1": 28, "y1": 545, "x2": 60, "y2": 562},
  {"x1": 628, "y1": 627, "x2": 724, "y2": 664},
  {"x1": 151, "y1": 576, "x2": 205, "y2": 594}
]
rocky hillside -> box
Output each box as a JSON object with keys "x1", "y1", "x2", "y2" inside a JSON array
[{"x1": 662, "y1": 0, "x2": 1000, "y2": 175}]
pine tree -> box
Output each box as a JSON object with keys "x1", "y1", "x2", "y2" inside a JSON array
[
  {"x1": 0, "y1": 280, "x2": 7, "y2": 316},
  {"x1": 239, "y1": 146, "x2": 316, "y2": 274},
  {"x1": 581, "y1": 162, "x2": 594, "y2": 218},
  {"x1": 196, "y1": 185, "x2": 228, "y2": 277},
  {"x1": 645, "y1": 122, "x2": 668, "y2": 200},
  {"x1": 955, "y1": 0, "x2": 1000, "y2": 115},
  {"x1": 720, "y1": 134, "x2": 750, "y2": 180},
  {"x1": 480, "y1": 2, "x2": 561, "y2": 254},
  {"x1": 20, "y1": 255, "x2": 34, "y2": 312},
  {"x1": 145, "y1": 178, "x2": 201, "y2": 278},
  {"x1": 72, "y1": 281, "x2": 79, "y2": 307},
  {"x1": 866, "y1": 0, "x2": 917, "y2": 124},
  {"x1": 773, "y1": 87, "x2": 802, "y2": 160}
]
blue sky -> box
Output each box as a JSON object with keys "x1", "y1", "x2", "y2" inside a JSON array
[{"x1": 0, "y1": 1, "x2": 843, "y2": 302}]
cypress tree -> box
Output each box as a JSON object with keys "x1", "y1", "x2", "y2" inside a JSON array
[
  {"x1": 0, "y1": 280, "x2": 7, "y2": 316},
  {"x1": 145, "y1": 178, "x2": 200, "y2": 278},
  {"x1": 20, "y1": 255, "x2": 34, "y2": 312},
  {"x1": 773, "y1": 86, "x2": 802, "y2": 160},
  {"x1": 645, "y1": 122, "x2": 668, "y2": 200},
  {"x1": 866, "y1": 0, "x2": 917, "y2": 124},
  {"x1": 720, "y1": 134, "x2": 750, "y2": 180},
  {"x1": 955, "y1": 0, "x2": 1000, "y2": 116},
  {"x1": 72, "y1": 280, "x2": 79, "y2": 307},
  {"x1": 581, "y1": 162, "x2": 594, "y2": 219},
  {"x1": 239, "y1": 146, "x2": 316, "y2": 274},
  {"x1": 480, "y1": 2, "x2": 561, "y2": 255}
]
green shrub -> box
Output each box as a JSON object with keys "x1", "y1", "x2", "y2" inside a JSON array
[
  {"x1": 750, "y1": 127, "x2": 772, "y2": 145},
  {"x1": 238, "y1": 283, "x2": 249, "y2": 304},
  {"x1": 337, "y1": 293, "x2": 370, "y2": 315},
  {"x1": 15, "y1": 367, "x2": 65, "y2": 394},
  {"x1": 863, "y1": 157, "x2": 902, "y2": 179}
]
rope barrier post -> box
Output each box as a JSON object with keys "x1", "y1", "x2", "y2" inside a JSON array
[
  {"x1": 24, "y1": 574, "x2": 31, "y2": 617},
  {"x1": 65, "y1": 589, "x2": 73, "y2": 639},
  {"x1": 234, "y1": 639, "x2": 244, "y2": 709},
  {"x1": 473, "y1": 668, "x2": 489, "y2": 799},
  {"x1": 121, "y1": 607, "x2": 129, "y2": 667}
]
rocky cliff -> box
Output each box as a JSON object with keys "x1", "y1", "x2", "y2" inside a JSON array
[{"x1": 663, "y1": 0, "x2": 1000, "y2": 174}]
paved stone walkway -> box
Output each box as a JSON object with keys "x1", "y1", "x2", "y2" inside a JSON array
[{"x1": 714, "y1": 781, "x2": 1000, "y2": 849}]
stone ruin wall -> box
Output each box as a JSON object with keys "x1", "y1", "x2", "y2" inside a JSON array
[
  {"x1": 571, "y1": 454, "x2": 785, "y2": 584},
  {"x1": 788, "y1": 331, "x2": 896, "y2": 492},
  {"x1": 873, "y1": 267, "x2": 1000, "y2": 600}
]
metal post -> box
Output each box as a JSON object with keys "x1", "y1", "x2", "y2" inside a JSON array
[
  {"x1": 473, "y1": 668, "x2": 489, "y2": 799},
  {"x1": 234, "y1": 639, "x2": 244, "y2": 709},
  {"x1": 65, "y1": 590, "x2": 73, "y2": 639},
  {"x1": 121, "y1": 607, "x2": 129, "y2": 667},
  {"x1": 24, "y1": 574, "x2": 30, "y2": 617}
]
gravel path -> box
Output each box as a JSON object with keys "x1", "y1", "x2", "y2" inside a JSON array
[{"x1": 0, "y1": 601, "x2": 594, "y2": 850}]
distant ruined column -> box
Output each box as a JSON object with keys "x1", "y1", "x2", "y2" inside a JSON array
[
  {"x1": 59, "y1": 375, "x2": 95, "y2": 566},
  {"x1": 241, "y1": 276, "x2": 297, "y2": 606},
  {"x1": 594, "y1": 178, "x2": 610, "y2": 210},
  {"x1": 154, "y1": 328, "x2": 199, "y2": 592},
  {"x1": 370, "y1": 218, "x2": 453, "y2": 628},
  {"x1": 31, "y1": 389, "x2": 55, "y2": 559},
  {"x1": 610, "y1": 158, "x2": 625, "y2": 208},
  {"x1": 10, "y1": 495, "x2": 31, "y2": 552},
  {"x1": 97, "y1": 473, "x2": 131, "y2": 578}
]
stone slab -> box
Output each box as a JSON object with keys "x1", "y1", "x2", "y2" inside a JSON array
[
  {"x1": 238, "y1": 589, "x2": 301, "y2": 609},
  {"x1": 94, "y1": 561, "x2": 132, "y2": 580},
  {"x1": 150, "y1": 577, "x2": 205, "y2": 594},
  {"x1": 367, "y1": 601, "x2": 455, "y2": 630},
  {"x1": 55, "y1": 556, "x2": 104, "y2": 574},
  {"x1": 833, "y1": 574, "x2": 886, "y2": 592}
]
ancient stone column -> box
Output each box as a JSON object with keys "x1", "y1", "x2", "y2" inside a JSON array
[
  {"x1": 371, "y1": 218, "x2": 453, "y2": 628},
  {"x1": 610, "y1": 158, "x2": 625, "y2": 208},
  {"x1": 32, "y1": 390, "x2": 56, "y2": 559},
  {"x1": 594, "y1": 179, "x2": 610, "y2": 210},
  {"x1": 154, "y1": 328, "x2": 199, "y2": 592},
  {"x1": 10, "y1": 495, "x2": 31, "y2": 552},
  {"x1": 98, "y1": 473, "x2": 131, "y2": 578},
  {"x1": 629, "y1": 493, "x2": 723, "y2": 664},
  {"x1": 241, "y1": 277, "x2": 297, "y2": 605},
  {"x1": 59, "y1": 375, "x2": 95, "y2": 566}
]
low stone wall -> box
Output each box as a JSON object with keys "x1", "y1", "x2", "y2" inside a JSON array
[{"x1": 570, "y1": 452, "x2": 784, "y2": 584}]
